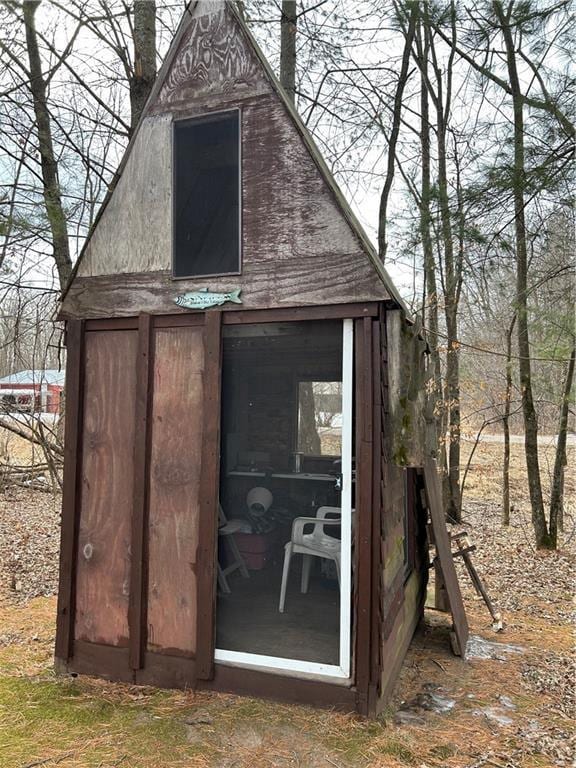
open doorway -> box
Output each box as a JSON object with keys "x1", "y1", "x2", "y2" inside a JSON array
[{"x1": 215, "y1": 319, "x2": 354, "y2": 678}]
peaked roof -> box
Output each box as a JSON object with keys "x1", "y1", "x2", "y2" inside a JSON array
[{"x1": 62, "y1": 0, "x2": 408, "y2": 316}]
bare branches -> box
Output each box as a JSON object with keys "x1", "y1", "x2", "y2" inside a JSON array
[
  {"x1": 377, "y1": 1, "x2": 418, "y2": 263},
  {"x1": 432, "y1": 8, "x2": 575, "y2": 139},
  {"x1": 23, "y1": 0, "x2": 72, "y2": 291}
]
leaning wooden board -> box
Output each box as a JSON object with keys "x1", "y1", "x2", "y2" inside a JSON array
[{"x1": 423, "y1": 458, "x2": 469, "y2": 657}]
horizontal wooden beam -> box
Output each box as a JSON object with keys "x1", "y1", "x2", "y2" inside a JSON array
[
  {"x1": 59, "y1": 261, "x2": 389, "y2": 320},
  {"x1": 85, "y1": 318, "x2": 139, "y2": 331},
  {"x1": 200, "y1": 664, "x2": 358, "y2": 712},
  {"x1": 77, "y1": 303, "x2": 380, "y2": 331},
  {"x1": 222, "y1": 303, "x2": 379, "y2": 324}
]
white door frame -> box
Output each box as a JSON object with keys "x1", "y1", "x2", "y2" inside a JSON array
[{"x1": 214, "y1": 318, "x2": 354, "y2": 680}]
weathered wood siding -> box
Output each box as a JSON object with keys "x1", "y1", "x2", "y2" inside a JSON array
[
  {"x1": 67, "y1": 317, "x2": 214, "y2": 670},
  {"x1": 77, "y1": 116, "x2": 172, "y2": 277},
  {"x1": 74, "y1": 330, "x2": 138, "y2": 645},
  {"x1": 61, "y1": 3, "x2": 389, "y2": 319},
  {"x1": 147, "y1": 326, "x2": 205, "y2": 656},
  {"x1": 386, "y1": 310, "x2": 431, "y2": 467},
  {"x1": 376, "y1": 309, "x2": 428, "y2": 710}
]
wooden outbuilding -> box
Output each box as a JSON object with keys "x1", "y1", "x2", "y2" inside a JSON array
[
  {"x1": 55, "y1": 0, "x2": 466, "y2": 716},
  {"x1": 0, "y1": 369, "x2": 64, "y2": 414}
]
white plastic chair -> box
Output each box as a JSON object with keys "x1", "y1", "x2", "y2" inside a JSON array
[
  {"x1": 279, "y1": 506, "x2": 342, "y2": 613},
  {"x1": 218, "y1": 504, "x2": 250, "y2": 593}
]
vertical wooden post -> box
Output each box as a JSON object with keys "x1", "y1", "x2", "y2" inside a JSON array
[
  {"x1": 369, "y1": 316, "x2": 383, "y2": 711},
  {"x1": 55, "y1": 319, "x2": 85, "y2": 662},
  {"x1": 354, "y1": 317, "x2": 374, "y2": 714},
  {"x1": 129, "y1": 313, "x2": 153, "y2": 670},
  {"x1": 196, "y1": 310, "x2": 223, "y2": 680}
]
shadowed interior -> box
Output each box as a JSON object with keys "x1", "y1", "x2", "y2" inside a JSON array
[
  {"x1": 216, "y1": 561, "x2": 340, "y2": 664},
  {"x1": 216, "y1": 320, "x2": 348, "y2": 666}
]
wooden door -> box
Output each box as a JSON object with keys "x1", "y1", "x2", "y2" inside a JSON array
[{"x1": 56, "y1": 312, "x2": 222, "y2": 685}]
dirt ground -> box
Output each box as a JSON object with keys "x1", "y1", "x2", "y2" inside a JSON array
[{"x1": 0, "y1": 438, "x2": 574, "y2": 767}]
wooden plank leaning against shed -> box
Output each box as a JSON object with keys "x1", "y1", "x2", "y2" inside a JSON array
[
  {"x1": 354, "y1": 316, "x2": 374, "y2": 714},
  {"x1": 55, "y1": 319, "x2": 85, "y2": 662},
  {"x1": 128, "y1": 313, "x2": 153, "y2": 670},
  {"x1": 424, "y1": 458, "x2": 469, "y2": 656},
  {"x1": 195, "y1": 310, "x2": 223, "y2": 680}
]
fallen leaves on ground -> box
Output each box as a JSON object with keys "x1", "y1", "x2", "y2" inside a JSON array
[{"x1": 0, "y1": 440, "x2": 574, "y2": 767}]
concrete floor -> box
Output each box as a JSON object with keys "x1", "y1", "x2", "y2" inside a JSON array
[{"x1": 216, "y1": 559, "x2": 340, "y2": 664}]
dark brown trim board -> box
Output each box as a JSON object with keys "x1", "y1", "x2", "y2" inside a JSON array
[
  {"x1": 136, "y1": 652, "x2": 197, "y2": 689},
  {"x1": 200, "y1": 665, "x2": 358, "y2": 712},
  {"x1": 369, "y1": 317, "x2": 383, "y2": 712},
  {"x1": 55, "y1": 319, "x2": 85, "y2": 662},
  {"x1": 67, "y1": 641, "x2": 358, "y2": 712},
  {"x1": 81, "y1": 304, "x2": 378, "y2": 331},
  {"x1": 68, "y1": 641, "x2": 135, "y2": 684},
  {"x1": 128, "y1": 313, "x2": 153, "y2": 670},
  {"x1": 195, "y1": 310, "x2": 223, "y2": 680},
  {"x1": 222, "y1": 303, "x2": 379, "y2": 324},
  {"x1": 354, "y1": 317, "x2": 374, "y2": 715},
  {"x1": 84, "y1": 317, "x2": 139, "y2": 331}
]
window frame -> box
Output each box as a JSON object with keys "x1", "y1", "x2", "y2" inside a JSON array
[
  {"x1": 292, "y1": 375, "x2": 344, "y2": 460},
  {"x1": 171, "y1": 107, "x2": 243, "y2": 281},
  {"x1": 403, "y1": 467, "x2": 417, "y2": 580}
]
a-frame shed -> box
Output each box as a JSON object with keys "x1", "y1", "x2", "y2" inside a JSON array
[{"x1": 55, "y1": 0, "x2": 449, "y2": 717}]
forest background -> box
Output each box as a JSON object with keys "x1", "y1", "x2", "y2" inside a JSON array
[{"x1": 0, "y1": 0, "x2": 574, "y2": 550}]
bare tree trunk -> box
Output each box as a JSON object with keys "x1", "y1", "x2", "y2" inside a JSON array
[
  {"x1": 428, "y1": 10, "x2": 461, "y2": 522},
  {"x1": 495, "y1": 1, "x2": 551, "y2": 548},
  {"x1": 502, "y1": 316, "x2": 516, "y2": 526},
  {"x1": 549, "y1": 341, "x2": 575, "y2": 546},
  {"x1": 278, "y1": 2, "x2": 320, "y2": 456},
  {"x1": 23, "y1": 0, "x2": 72, "y2": 291},
  {"x1": 417, "y1": 19, "x2": 446, "y2": 474},
  {"x1": 378, "y1": 3, "x2": 418, "y2": 262},
  {"x1": 130, "y1": 0, "x2": 157, "y2": 133},
  {"x1": 280, "y1": 1, "x2": 297, "y2": 102},
  {"x1": 298, "y1": 383, "x2": 321, "y2": 455}
]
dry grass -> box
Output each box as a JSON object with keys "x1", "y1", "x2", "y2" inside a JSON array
[
  {"x1": 0, "y1": 593, "x2": 572, "y2": 767},
  {"x1": 0, "y1": 434, "x2": 573, "y2": 767},
  {"x1": 0, "y1": 427, "x2": 37, "y2": 466},
  {"x1": 460, "y1": 438, "x2": 575, "y2": 507}
]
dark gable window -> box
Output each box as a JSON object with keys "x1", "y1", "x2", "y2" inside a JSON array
[{"x1": 173, "y1": 111, "x2": 240, "y2": 278}]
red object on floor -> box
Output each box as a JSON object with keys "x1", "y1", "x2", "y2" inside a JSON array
[{"x1": 233, "y1": 530, "x2": 279, "y2": 570}]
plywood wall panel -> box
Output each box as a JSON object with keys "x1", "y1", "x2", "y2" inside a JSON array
[
  {"x1": 62, "y1": 5, "x2": 392, "y2": 318},
  {"x1": 77, "y1": 115, "x2": 172, "y2": 279},
  {"x1": 146, "y1": 326, "x2": 205, "y2": 656},
  {"x1": 75, "y1": 330, "x2": 138, "y2": 646},
  {"x1": 62, "y1": 255, "x2": 386, "y2": 320},
  {"x1": 152, "y1": 6, "x2": 271, "y2": 112}
]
